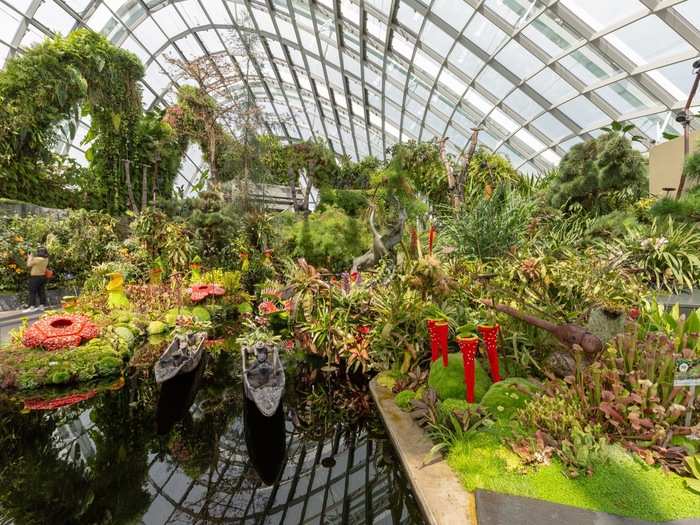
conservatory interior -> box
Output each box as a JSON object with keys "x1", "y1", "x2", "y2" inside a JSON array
[{"x1": 1, "y1": 0, "x2": 700, "y2": 524}]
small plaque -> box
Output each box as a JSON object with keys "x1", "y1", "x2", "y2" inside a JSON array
[{"x1": 673, "y1": 358, "x2": 700, "y2": 387}]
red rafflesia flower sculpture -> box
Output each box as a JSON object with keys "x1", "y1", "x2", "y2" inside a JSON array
[
  {"x1": 189, "y1": 283, "x2": 225, "y2": 302},
  {"x1": 22, "y1": 314, "x2": 100, "y2": 351},
  {"x1": 456, "y1": 335, "x2": 479, "y2": 403},
  {"x1": 427, "y1": 319, "x2": 449, "y2": 367},
  {"x1": 477, "y1": 324, "x2": 502, "y2": 383}
]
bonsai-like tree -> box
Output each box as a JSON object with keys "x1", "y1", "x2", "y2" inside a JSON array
[{"x1": 549, "y1": 132, "x2": 647, "y2": 212}]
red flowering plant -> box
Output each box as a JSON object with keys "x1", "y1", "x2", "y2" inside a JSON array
[{"x1": 256, "y1": 283, "x2": 289, "y2": 337}]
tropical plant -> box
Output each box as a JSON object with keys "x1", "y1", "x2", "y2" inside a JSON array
[
  {"x1": 608, "y1": 218, "x2": 700, "y2": 292},
  {"x1": 438, "y1": 184, "x2": 536, "y2": 260}
]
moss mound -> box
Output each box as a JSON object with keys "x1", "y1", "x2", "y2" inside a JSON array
[
  {"x1": 0, "y1": 335, "x2": 130, "y2": 390},
  {"x1": 376, "y1": 371, "x2": 399, "y2": 390},
  {"x1": 394, "y1": 390, "x2": 415, "y2": 410},
  {"x1": 448, "y1": 432, "x2": 700, "y2": 522},
  {"x1": 480, "y1": 378, "x2": 539, "y2": 420},
  {"x1": 428, "y1": 352, "x2": 491, "y2": 402}
]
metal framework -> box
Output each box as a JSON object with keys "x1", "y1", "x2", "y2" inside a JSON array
[{"x1": 1, "y1": 0, "x2": 700, "y2": 179}]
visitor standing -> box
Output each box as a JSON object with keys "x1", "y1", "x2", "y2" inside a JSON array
[{"x1": 24, "y1": 247, "x2": 49, "y2": 311}]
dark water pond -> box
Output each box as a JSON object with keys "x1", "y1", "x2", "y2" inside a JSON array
[{"x1": 0, "y1": 353, "x2": 423, "y2": 525}]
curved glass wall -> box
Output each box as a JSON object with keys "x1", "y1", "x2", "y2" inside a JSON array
[{"x1": 1, "y1": 0, "x2": 699, "y2": 180}]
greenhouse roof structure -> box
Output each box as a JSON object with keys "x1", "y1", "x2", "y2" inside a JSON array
[{"x1": 2, "y1": 0, "x2": 700, "y2": 179}]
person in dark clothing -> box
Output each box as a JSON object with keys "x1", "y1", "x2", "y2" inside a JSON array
[{"x1": 24, "y1": 246, "x2": 49, "y2": 311}]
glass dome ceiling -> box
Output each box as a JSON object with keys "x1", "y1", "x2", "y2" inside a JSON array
[{"x1": 2, "y1": 0, "x2": 700, "y2": 183}]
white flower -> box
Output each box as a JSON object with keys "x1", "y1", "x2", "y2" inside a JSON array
[{"x1": 654, "y1": 237, "x2": 668, "y2": 250}]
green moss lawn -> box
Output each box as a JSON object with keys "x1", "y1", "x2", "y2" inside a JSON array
[{"x1": 448, "y1": 432, "x2": 700, "y2": 522}]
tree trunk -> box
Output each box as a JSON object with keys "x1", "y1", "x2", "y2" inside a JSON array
[
  {"x1": 152, "y1": 160, "x2": 159, "y2": 205},
  {"x1": 288, "y1": 165, "x2": 299, "y2": 211},
  {"x1": 456, "y1": 128, "x2": 480, "y2": 202},
  {"x1": 302, "y1": 160, "x2": 316, "y2": 213},
  {"x1": 123, "y1": 159, "x2": 138, "y2": 213},
  {"x1": 208, "y1": 126, "x2": 218, "y2": 181},
  {"x1": 141, "y1": 165, "x2": 148, "y2": 211},
  {"x1": 481, "y1": 299, "x2": 603, "y2": 355}
]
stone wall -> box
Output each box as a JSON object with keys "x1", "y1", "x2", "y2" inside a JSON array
[{"x1": 0, "y1": 199, "x2": 68, "y2": 219}]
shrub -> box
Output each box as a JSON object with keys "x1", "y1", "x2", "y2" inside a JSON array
[
  {"x1": 549, "y1": 133, "x2": 647, "y2": 212},
  {"x1": 649, "y1": 188, "x2": 700, "y2": 223},
  {"x1": 273, "y1": 206, "x2": 370, "y2": 272},
  {"x1": 317, "y1": 188, "x2": 369, "y2": 217}
]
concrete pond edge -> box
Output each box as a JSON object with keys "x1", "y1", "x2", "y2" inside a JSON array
[{"x1": 370, "y1": 378, "x2": 477, "y2": 525}]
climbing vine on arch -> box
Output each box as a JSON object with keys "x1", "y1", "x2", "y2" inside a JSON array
[{"x1": 0, "y1": 29, "x2": 182, "y2": 212}]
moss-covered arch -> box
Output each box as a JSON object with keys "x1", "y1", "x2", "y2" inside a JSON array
[{"x1": 0, "y1": 29, "x2": 184, "y2": 212}]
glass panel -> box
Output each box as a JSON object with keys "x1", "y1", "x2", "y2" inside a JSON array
[
  {"x1": 560, "y1": 0, "x2": 648, "y2": 31},
  {"x1": 464, "y1": 12, "x2": 508, "y2": 56},
  {"x1": 432, "y1": 0, "x2": 475, "y2": 32},
  {"x1": 594, "y1": 78, "x2": 659, "y2": 114},
  {"x1": 522, "y1": 10, "x2": 579, "y2": 58},
  {"x1": 527, "y1": 68, "x2": 576, "y2": 104},
  {"x1": 559, "y1": 95, "x2": 610, "y2": 129},
  {"x1": 422, "y1": 19, "x2": 453, "y2": 57},
  {"x1": 495, "y1": 39, "x2": 543, "y2": 79},
  {"x1": 503, "y1": 89, "x2": 544, "y2": 121},
  {"x1": 475, "y1": 65, "x2": 514, "y2": 100},
  {"x1": 531, "y1": 112, "x2": 574, "y2": 141},
  {"x1": 604, "y1": 15, "x2": 693, "y2": 65}
]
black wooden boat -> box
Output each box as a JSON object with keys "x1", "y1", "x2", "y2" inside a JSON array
[
  {"x1": 154, "y1": 332, "x2": 207, "y2": 385},
  {"x1": 241, "y1": 342, "x2": 285, "y2": 417}
]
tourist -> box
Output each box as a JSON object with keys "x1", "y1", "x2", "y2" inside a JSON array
[{"x1": 24, "y1": 246, "x2": 49, "y2": 311}]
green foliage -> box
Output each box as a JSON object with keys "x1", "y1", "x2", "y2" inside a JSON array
[
  {"x1": 609, "y1": 217, "x2": 700, "y2": 292},
  {"x1": 380, "y1": 140, "x2": 448, "y2": 209},
  {"x1": 318, "y1": 187, "x2": 369, "y2": 217},
  {"x1": 0, "y1": 209, "x2": 121, "y2": 290},
  {"x1": 549, "y1": 132, "x2": 647, "y2": 213},
  {"x1": 585, "y1": 210, "x2": 640, "y2": 240},
  {"x1": 683, "y1": 150, "x2": 700, "y2": 184},
  {"x1": 0, "y1": 332, "x2": 130, "y2": 390},
  {"x1": 649, "y1": 188, "x2": 700, "y2": 223},
  {"x1": 438, "y1": 185, "x2": 536, "y2": 260},
  {"x1": 330, "y1": 155, "x2": 382, "y2": 189},
  {"x1": 428, "y1": 353, "x2": 492, "y2": 402},
  {"x1": 466, "y1": 148, "x2": 524, "y2": 191},
  {"x1": 273, "y1": 207, "x2": 370, "y2": 272}
]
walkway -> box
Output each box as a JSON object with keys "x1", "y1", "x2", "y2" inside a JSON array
[{"x1": 0, "y1": 308, "x2": 43, "y2": 344}]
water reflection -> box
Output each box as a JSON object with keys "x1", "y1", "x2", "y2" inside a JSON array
[
  {"x1": 156, "y1": 354, "x2": 208, "y2": 436},
  {"x1": 244, "y1": 398, "x2": 286, "y2": 486},
  {"x1": 0, "y1": 354, "x2": 423, "y2": 525}
]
